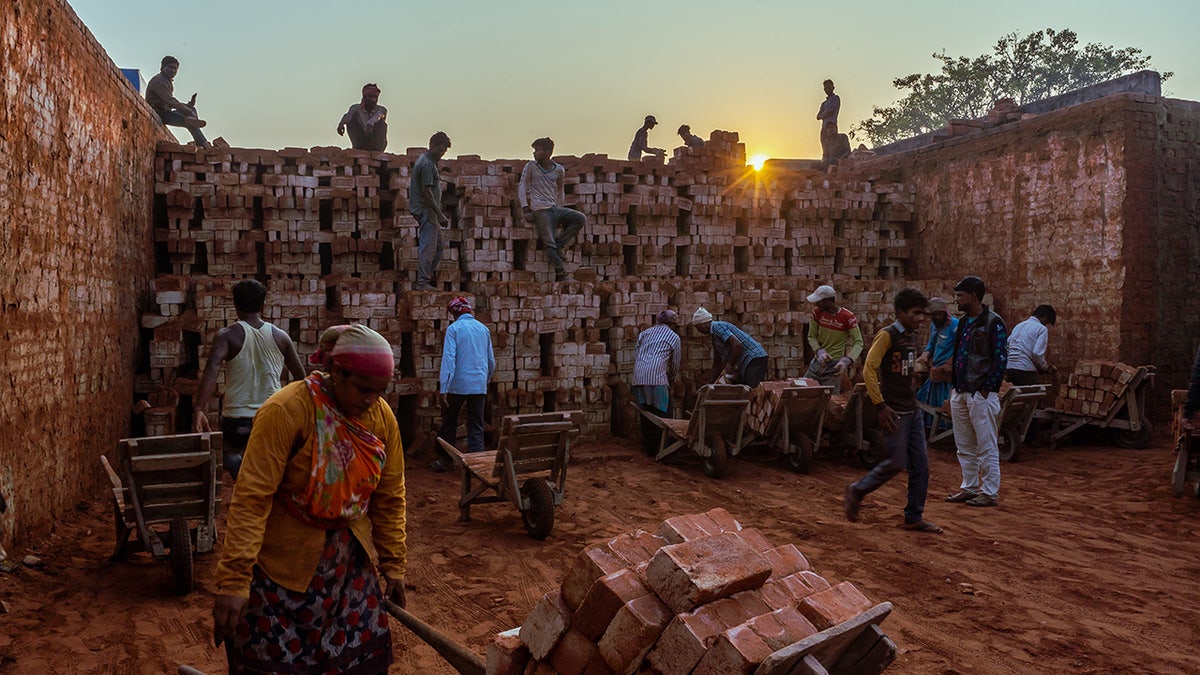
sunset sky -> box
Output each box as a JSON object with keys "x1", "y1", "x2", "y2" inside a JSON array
[{"x1": 71, "y1": 0, "x2": 1198, "y2": 162}]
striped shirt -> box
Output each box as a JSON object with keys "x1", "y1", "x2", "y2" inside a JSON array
[
  {"x1": 632, "y1": 324, "x2": 681, "y2": 386},
  {"x1": 710, "y1": 321, "x2": 767, "y2": 375}
]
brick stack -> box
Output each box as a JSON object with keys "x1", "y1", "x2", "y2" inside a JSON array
[
  {"x1": 489, "y1": 508, "x2": 882, "y2": 674},
  {"x1": 1050, "y1": 361, "x2": 1142, "y2": 417}
]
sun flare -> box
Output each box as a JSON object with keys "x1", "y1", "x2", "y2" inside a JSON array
[{"x1": 749, "y1": 154, "x2": 768, "y2": 171}]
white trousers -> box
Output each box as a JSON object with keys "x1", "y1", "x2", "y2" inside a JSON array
[{"x1": 950, "y1": 389, "x2": 1001, "y2": 498}]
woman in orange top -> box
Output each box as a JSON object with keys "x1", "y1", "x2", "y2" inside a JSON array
[{"x1": 212, "y1": 324, "x2": 406, "y2": 673}]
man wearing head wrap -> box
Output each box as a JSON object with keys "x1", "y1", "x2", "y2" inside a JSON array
[
  {"x1": 804, "y1": 284, "x2": 865, "y2": 394},
  {"x1": 431, "y1": 297, "x2": 496, "y2": 471},
  {"x1": 916, "y1": 297, "x2": 958, "y2": 427},
  {"x1": 337, "y1": 83, "x2": 388, "y2": 151},
  {"x1": 194, "y1": 280, "x2": 307, "y2": 478},
  {"x1": 632, "y1": 310, "x2": 683, "y2": 456},
  {"x1": 692, "y1": 307, "x2": 770, "y2": 389}
]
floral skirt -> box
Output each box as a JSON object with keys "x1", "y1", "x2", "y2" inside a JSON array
[{"x1": 226, "y1": 529, "x2": 393, "y2": 674}]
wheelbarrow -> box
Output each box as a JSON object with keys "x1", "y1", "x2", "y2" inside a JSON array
[
  {"x1": 1034, "y1": 365, "x2": 1156, "y2": 449},
  {"x1": 101, "y1": 432, "x2": 222, "y2": 595},
  {"x1": 1170, "y1": 390, "x2": 1200, "y2": 499},
  {"x1": 736, "y1": 379, "x2": 833, "y2": 474},
  {"x1": 632, "y1": 384, "x2": 752, "y2": 478}
]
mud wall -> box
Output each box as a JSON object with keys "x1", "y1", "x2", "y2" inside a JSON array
[
  {"x1": 853, "y1": 92, "x2": 1200, "y2": 389},
  {"x1": 0, "y1": 0, "x2": 169, "y2": 547}
]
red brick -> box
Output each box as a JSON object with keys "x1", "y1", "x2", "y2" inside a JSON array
[
  {"x1": 656, "y1": 515, "x2": 710, "y2": 545},
  {"x1": 729, "y1": 589, "x2": 772, "y2": 617},
  {"x1": 692, "y1": 624, "x2": 774, "y2": 674},
  {"x1": 597, "y1": 594, "x2": 673, "y2": 675},
  {"x1": 732, "y1": 527, "x2": 775, "y2": 552},
  {"x1": 646, "y1": 611, "x2": 728, "y2": 675},
  {"x1": 703, "y1": 596, "x2": 757, "y2": 628},
  {"x1": 763, "y1": 544, "x2": 812, "y2": 578},
  {"x1": 487, "y1": 627, "x2": 531, "y2": 675},
  {"x1": 645, "y1": 532, "x2": 773, "y2": 614},
  {"x1": 756, "y1": 579, "x2": 799, "y2": 610},
  {"x1": 776, "y1": 571, "x2": 832, "y2": 604},
  {"x1": 797, "y1": 581, "x2": 874, "y2": 630},
  {"x1": 573, "y1": 569, "x2": 652, "y2": 641},
  {"x1": 703, "y1": 507, "x2": 742, "y2": 532},
  {"x1": 523, "y1": 660, "x2": 557, "y2": 675},
  {"x1": 549, "y1": 628, "x2": 608, "y2": 675},
  {"x1": 743, "y1": 606, "x2": 818, "y2": 651},
  {"x1": 561, "y1": 545, "x2": 627, "y2": 611},
  {"x1": 519, "y1": 589, "x2": 573, "y2": 660},
  {"x1": 607, "y1": 530, "x2": 667, "y2": 568}
]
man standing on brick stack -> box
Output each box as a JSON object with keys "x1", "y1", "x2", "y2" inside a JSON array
[
  {"x1": 844, "y1": 288, "x2": 942, "y2": 533},
  {"x1": 336, "y1": 83, "x2": 388, "y2": 151},
  {"x1": 692, "y1": 308, "x2": 770, "y2": 389},
  {"x1": 804, "y1": 284, "x2": 864, "y2": 394},
  {"x1": 409, "y1": 132, "x2": 452, "y2": 291},
  {"x1": 632, "y1": 310, "x2": 683, "y2": 455},
  {"x1": 628, "y1": 115, "x2": 666, "y2": 161},
  {"x1": 146, "y1": 55, "x2": 211, "y2": 149},
  {"x1": 519, "y1": 137, "x2": 587, "y2": 282},
  {"x1": 816, "y1": 79, "x2": 840, "y2": 161},
  {"x1": 945, "y1": 276, "x2": 1009, "y2": 508},
  {"x1": 1006, "y1": 304, "x2": 1057, "y2": 385},
  {"x1": 431, "y1": 297, "x2": 496, "y2": 472},
  {"x1": 194, "y1": 280, "x2": 307, "y2": 478}
]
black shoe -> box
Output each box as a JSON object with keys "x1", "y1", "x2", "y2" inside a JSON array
[
  {"x1": 965, "y1": 494, "x2": 998, "y2": 507},
  {"x1": 429, "y1": 457, "x2": 451, "y2": 472},
  {"x1": 945, "y1": 489, "x2": 979, "y2": 503},
  {"x1": 844, "y1": 484, "x2": 863, "y2": 522}
]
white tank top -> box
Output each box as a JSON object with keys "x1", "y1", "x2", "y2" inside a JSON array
[{"x1": 223, "y1": 321, "x2": 285, "y2": 418}]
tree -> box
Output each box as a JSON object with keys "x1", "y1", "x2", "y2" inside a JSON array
[{"x1": 854, "y1": 29, "x2": 1172, "y2": 146}]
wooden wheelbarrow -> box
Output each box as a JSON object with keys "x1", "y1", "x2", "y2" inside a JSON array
[{"x1": 737, "y1": 380, "x2": 833, "y2": 474}]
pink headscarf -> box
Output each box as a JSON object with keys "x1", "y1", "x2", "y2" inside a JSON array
[
  {"x1": 447, "y1": 296, "x2": 472, "y2": 315},
  {"x1": 309, "y1": 324, "x2": 353, "y2": 367},
  {"x1": 329, "y1": 325, "x2": 395, "y2": 378}
]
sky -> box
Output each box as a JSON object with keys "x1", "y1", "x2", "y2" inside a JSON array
[{"x1": 70, "y1": 0, "x2": 1199, "y2": 163}]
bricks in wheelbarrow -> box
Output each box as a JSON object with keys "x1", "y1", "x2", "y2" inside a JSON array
[
  {"x1": 692, "y1": 607, "x2": 820, "y2": 674},
  {"x1": 797, "y1": 580, "x2": 874, "y2": 630},
  {"x1": 656, "y1": 507, "x2": 745, "y2": 545},
  {"x1": 645, "y1": 531, "x2": 774, "y2": 615},
  {"x1": 519, "y1": 589, "x2": 572, "y2": 660},
  {"x1": 548, "y1": 628, "x2": 613, "y2": 675},
  {"x1": 486, "y1": 628, "x2": 530, "y2": 675},
  {"x1": 572, "y1": 568, "x2": 652, "y2": 641},
  {"x1": 596, "y1": 593, "x2": 673, "y2": 674},
  {"x1": 560, "y1": 545, "x2": 626, "y2": 611}
]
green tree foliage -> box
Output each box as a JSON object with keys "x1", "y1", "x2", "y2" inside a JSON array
[{"x1": 855, "y1": 29, "x2": 1171, "y2": 146}]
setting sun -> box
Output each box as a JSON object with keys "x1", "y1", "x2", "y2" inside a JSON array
[{"x1": 749, "y1": 154, "x2": 768, "y2": 171}]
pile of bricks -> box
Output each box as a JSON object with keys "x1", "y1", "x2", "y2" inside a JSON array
[
  {"x1": 489, "y1": 508, "x2": 881, "y2": 674},
  {"x1": 1050, "y1": 361, "x2": 1142, "y2": 417},
  {"x1": 744, "y1": 379, "x2": 822, "y2": 436}
]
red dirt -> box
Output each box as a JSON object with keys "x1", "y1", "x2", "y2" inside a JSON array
[{"x1": 2, "y1": 435, "x2": 1199, "y2": 674}]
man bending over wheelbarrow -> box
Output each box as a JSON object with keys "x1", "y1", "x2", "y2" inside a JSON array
[{"x1": 692, "y1": 307, "x2": 770, "y2": 388}]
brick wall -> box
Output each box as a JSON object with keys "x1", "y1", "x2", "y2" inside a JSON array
[
  {"x1": 852, "y1": 93, "x2": 1200, "y2": 390},
  {"x1": 0, "y1": 0, "x2": 170, "y2": 547}
]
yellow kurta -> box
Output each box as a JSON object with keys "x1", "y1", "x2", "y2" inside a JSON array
[{"x1": 214, "y1": 380, "x2": 406, "y2": 598}]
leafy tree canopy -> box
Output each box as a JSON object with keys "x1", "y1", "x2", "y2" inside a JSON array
[{"x1": 854, "y1": 29, "x2": 1171, "y2": 146}]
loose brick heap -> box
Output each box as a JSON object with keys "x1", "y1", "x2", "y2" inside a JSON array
[
  {"x1": 492, "y1": 509, "x2": 880, "y2": 674},
  {"x1": 1049, "y1": 361, "x2": 1143, "y2": 417}
]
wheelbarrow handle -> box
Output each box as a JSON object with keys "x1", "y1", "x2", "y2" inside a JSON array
[{"x1": 385, "y1": 600, "x2": 485, "y2": 675}]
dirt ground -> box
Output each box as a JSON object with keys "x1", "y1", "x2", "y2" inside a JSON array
[{"x1": 3, "y1": 431, "x2": 1200, "y2": 674}]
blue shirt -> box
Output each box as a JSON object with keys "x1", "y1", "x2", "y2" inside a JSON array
[
  {"x1": 710, "y1": 321, "x2": 767, "y2": 375},
  {"x1": 925, "y1": 317, "x2": 959, "y2": 367},
  {"x1": 439, "y1": 314, "x2": 495, "y2": 394}
]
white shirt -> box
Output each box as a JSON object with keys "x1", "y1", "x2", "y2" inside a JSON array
[{"x1": 1007, "y1": 317, "x2": 1048, "y2": 372}]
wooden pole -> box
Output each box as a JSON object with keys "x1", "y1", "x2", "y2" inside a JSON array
[{"x1": 385, "y1": 601, "x2": 485, "y2": 675}]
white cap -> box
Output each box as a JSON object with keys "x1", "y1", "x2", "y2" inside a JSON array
[
  {"x1": 806, "y1": 285, "x2": 836, "y2": 303},
  {"x1": 692, "y1": 307, "x2": 713, "y2": 324}
]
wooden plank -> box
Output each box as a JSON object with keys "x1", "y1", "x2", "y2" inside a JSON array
[
  {"x1": 121, "y1": 432, "x2": 223, "y2": 457},
  {"x1": 131, "y1": 452, "x2": 213, "y2": 473},
  {"x1": 142, "y1": 482, "x2": 206, "y2": 503},
  {"x1": 141, "y1": 500, "x2": 208, "y2": 524}
]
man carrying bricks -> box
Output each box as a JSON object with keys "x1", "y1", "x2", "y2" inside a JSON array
[
  {"x1": 632, "y1": 310, "x2": 683, "y2": 455},
  {"x1": 628, "y1": 115, "x2": 666, "y2": 161},
  {"x1": 409, "y1": 131, "x2": 452, "y2": 291},
  {"x1": 431, "y1": 297, "x2": 496, "y2": 472},
  {"x1": 692, "y1": 308, "x2": 770, "y2": 389},
  {"x1": 844, "y1": 288, "x2": 942, "y2": 533},
  {"x1": 146, "y1": 55, "x2": 211, "y2": 149},
  {"x1": 518, "y1": 137, "x2": 587, "y2": 282},
  {"x1": 336, "y1": 83, "x2": 388, "y2": 152},
  {"x1": 1006, "y1": 304, "x2": 1057, "y2": 385},
  {"x1": 945, "y1": 275, "x2": 1009, "y2": 508},
  {"x1": 804, "y1": 284, "x2": 864, "y2": 394},
  {"x1": 193, "y1": 280, "x2": 306, "y2": 478}
]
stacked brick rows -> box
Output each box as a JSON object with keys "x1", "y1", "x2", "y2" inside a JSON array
[
  {"x1": 1049, "y1": 361, "x2": 1143, "y2": 417},
  {"x1": 145, "y1": 137, "x2": 929, "y2": 444},
  {"x1": 489, "y1": 508, "x2": 879, "y2": 674}
]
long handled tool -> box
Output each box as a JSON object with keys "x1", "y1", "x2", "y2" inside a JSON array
[{"x1": 385, "y1": 601, "x2": 486, "y2": 675}]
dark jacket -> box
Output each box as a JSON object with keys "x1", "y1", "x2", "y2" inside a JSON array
[
  {"x1": 1186, "y1": 344, "x2": 1200, "y2": 418},
  {"x1": 951, "y1": 308, "x2": 1008, "y2": 395}
]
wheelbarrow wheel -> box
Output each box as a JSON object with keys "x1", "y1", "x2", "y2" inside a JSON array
[
  {"x1": 858, "y1": 430, "x2": 887, "y2": 469},
  {"x1": 998, "y1": 426, "x2": 1023, "y2": 463},
  {"x1": 702, "y1": 435, "x2": 728, "y2": 479},
  {"x1": 521, "y1": 479, "x2": 555, "y2": 540},
  {"x1": 169, "y1": 518, "x2": 194, "y2": 595},
  {"x1": 1115, "y1": 419, "x2": 1153, "y2": 449},
  {"x1": 786, "y1": 433, "x2": 815, "y2": 474}
]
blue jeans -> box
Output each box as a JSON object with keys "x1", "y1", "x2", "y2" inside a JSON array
[
  {"x1": 439, "y1": 394, "x2": 486, "y2": 454},
  {"x1": 159, "y1": 109, "x2": 209, "y2": 147},
  {"x1": 533, "y1": 207, "x2": 585, "y2": 274},
  {"x1": 412, "y1": 209, "x2": 444, "y2": 286},
  {"x1": 851, "y1": 410, "x2": 930, "y2": 524}
]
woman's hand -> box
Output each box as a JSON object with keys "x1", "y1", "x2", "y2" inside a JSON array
[
  {"x1": 212, "y1": 595, "x2": 249, "y2": 646},
  {"x1": 384, "y1": 577, "x2": 406, "y2": 608}
]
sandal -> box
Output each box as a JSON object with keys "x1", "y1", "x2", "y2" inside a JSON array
[{"x1": 901, "y1": 520, "x2": 943, "y2": 534}]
